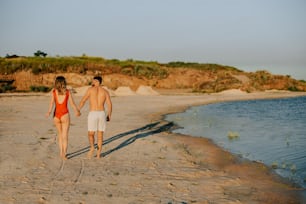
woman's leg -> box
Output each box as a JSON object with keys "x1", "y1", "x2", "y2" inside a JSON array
[
  {"x1": 60, "y1": 114, "x2": 70, "y2": 160},
  {"x1": 53, "y1": 117, "x2": 63, "y2": 158}
]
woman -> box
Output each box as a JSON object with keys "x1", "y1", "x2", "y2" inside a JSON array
[{"x1": 46, "y1": 76, "x2": 80, "y2": 160}]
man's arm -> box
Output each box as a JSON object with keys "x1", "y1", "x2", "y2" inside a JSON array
[
  {"x1": 105, "y1": 90, "x2": 112, "y2": 121},
  {"x1": 78, "y1": 88, "x2": 90, "y2": 111}
]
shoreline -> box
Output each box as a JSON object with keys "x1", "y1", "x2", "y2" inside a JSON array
[
  {"x1": 1, "y1": 90, "x2": 306, "y2": 203},
  {"x1": 152, "y1": 91, "x2": 306, "y2": 203},
  {"x1": 160, "y1": 92, "x2": 306, "y2": 176}
]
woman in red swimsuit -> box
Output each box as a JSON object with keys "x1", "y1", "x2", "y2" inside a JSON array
[{"x1": 46, "y1": 76, "x2": 80, "y2": 160}]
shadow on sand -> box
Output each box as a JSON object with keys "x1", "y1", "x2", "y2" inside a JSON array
[{"x1": 67, "y1": 121, "x2": 176, "y2": 159}]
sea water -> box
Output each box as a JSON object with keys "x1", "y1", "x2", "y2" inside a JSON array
[{"x1": 165, "y1": 96, "x2": 306, "y2": 190}]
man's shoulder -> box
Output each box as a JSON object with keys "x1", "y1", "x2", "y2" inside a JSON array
[
  {"x1": 87, "y1": 86, "x2": 95, "y2": 91},
  {"x1": 100, "y1": 86, "x2": 110, "y2": 94},
  {"x1": 84, "y1": 86, "x2": 94, "y2": 95},
  {"x1": 87, "y1": 86, "x2": 106, "y2": 94}
]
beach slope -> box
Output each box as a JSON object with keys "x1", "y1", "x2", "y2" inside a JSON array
[{"x1": 0, "y1": 90, "x2": 305, "y2": 203}]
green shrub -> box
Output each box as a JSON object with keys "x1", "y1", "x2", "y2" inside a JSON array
[
  {"x1": 32, "y1": 67, "x2": 42, "y2": 75},
  {"x1": 30, "y1": 85, "x2": 51, "y2": 92},
  {"x1": 0, "y1": 84, "x2": 16, "y2": 93},
  {"x1": 288, "y1": 86, "x2": 299, "y2": 91}
]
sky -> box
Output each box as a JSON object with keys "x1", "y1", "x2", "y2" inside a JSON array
[{"x1": 1, "y1": 0, "x2": 306, "y2": 80}]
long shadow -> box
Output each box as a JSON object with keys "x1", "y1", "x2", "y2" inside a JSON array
[
  {"x1": 67, "y1": 122, "x2": 163, "y2": 159},
  {"x1": 101, "y1": 121, "x2": 175, "y2": 157}
]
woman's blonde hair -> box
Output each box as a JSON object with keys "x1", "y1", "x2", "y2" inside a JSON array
[{"x1": 54, "y1": 76, "x2": 67, "y2": 95}]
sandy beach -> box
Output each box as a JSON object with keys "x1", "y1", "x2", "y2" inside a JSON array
[{"x1": 1, "y1": 90, "x2": 306, "y2": 204}]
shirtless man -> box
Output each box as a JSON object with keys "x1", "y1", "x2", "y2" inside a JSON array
[{"x1": 78, "y1": 76, "x2": 112, "y2": 159}]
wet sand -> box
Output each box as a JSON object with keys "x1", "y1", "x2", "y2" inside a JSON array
[{"x1": 1, "y1": 90, "x2": 306, "y2": 204}]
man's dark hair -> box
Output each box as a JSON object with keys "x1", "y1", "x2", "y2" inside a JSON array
[{"x1": 94, "y1": 76, "x2": 102, "y2": 84}]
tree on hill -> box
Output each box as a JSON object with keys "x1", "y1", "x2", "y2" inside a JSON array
[{"x1": 34, "y1": 50, "x2": 47, "y2": 57}]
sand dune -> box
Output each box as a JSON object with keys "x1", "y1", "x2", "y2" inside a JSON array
[
  {"x1": 75, "y1": 85, "x2": 160, "y2": 97},
  {"x1": 217, "y1": 89, "x2": 247, "y2": 95},
  {"x1": 114, "y1": 86, "x2": 136, "y2": 96},
  {"x1": 136, "y1": 85, "x2": 159, "y2": 96}
]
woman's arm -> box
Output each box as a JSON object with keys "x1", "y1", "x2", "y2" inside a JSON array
[
  {"x1": 46, "y1": 89, "x2": 55, "y2": 117},
  {"x1": 68, "y1": 90, "x2": 81, "y2": 116}
]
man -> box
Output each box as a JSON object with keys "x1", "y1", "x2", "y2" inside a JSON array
[{"x1": 79, "y1": 76, "x2": 112, "y2": 159}]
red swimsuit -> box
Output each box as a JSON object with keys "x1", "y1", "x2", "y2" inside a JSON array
[{"x1": 53, "y1": 89, "x2": 69, "y2": 119}]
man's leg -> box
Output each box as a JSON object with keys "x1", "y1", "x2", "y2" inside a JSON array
[
  {"x1": 87, "y1": 112, "x2": 96, "y2": 159},
  {"x1": 96, "y1": 131, "x2": 103, "y2": 158},
  {"x1": 87, "y1": 131, "x2": 95, "y2": 158}
]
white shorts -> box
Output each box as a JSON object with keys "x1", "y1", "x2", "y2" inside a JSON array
[{"x1": 88, "y1": 111, "x2": 106, "y2": 132}]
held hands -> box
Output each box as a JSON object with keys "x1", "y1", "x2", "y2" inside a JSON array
[{"x1": 75, "y1": 110, "x2": 81, "y2": 117}]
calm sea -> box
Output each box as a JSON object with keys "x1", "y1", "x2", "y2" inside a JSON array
[{"x1": 165, "y1": 96, "x2": 306, "y2": 190}]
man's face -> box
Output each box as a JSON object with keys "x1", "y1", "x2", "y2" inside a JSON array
[{"x1": 92, "y1": 79, "x2": 100, "y2": 86}]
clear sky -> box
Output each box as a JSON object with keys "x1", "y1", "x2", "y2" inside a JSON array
[{"x1": 1, "y1": 0, "x2": 305, "y2": 80}]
